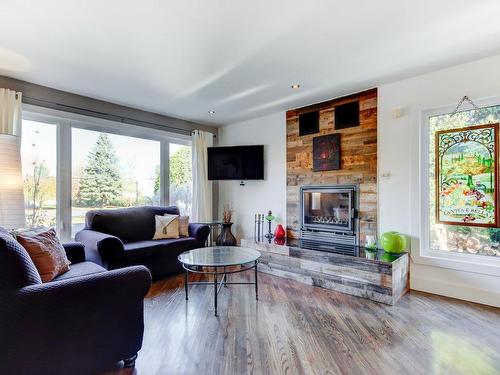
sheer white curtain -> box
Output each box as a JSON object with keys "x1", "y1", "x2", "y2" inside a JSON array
[
  {"x1": 0, "y1": 88, "x2": 25, "y2": 229},
  {"x1": 191, "y1": 130, "x2": 213, "y2": 222},
  {"x1": 0, "y1": 88, "x2": 22, "y2": 135}
]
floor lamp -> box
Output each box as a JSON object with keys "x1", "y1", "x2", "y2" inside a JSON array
[{"x1": 0, "y1": 134, "x2": 26, "y2": 230}]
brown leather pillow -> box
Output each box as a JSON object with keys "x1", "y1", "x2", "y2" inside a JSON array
[{"x1": 16, "y1": 228, "x2": 70, "y2": 282}]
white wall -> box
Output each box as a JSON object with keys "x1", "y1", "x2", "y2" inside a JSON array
[
  {"x1": 218, "y1": 112, "x2": 286, "y2": 240},
  {"x1": 219, "y1": 54, "x2": 500, "y2": 307},
  {"x1": 379, "y1": 53, "x2": 500, "y2": 307}
]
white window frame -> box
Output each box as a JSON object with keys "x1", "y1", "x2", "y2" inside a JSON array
[
  {"x1": 419, "y1": 97, "x2": 500, "y2": 277},
  {"x1": 22, "y1": 104, "x2": 192, "y2": 241}
]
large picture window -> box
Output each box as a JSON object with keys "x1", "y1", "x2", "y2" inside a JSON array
[
  {"x1": 21, "y1": 107, "x2": 191, "y2": 240},
  {"x1": 21, "y1": 120, "x2": 57, "y2": 228},
  {"x1": 71, "y1": 128, "x2": 161, "y2": 236},
  {"x1": 428, "y1": 105, "x2": 500, "y2": 258},
  {"x1": 169, "y1": 143, "x2": 192, "y2": 216}
]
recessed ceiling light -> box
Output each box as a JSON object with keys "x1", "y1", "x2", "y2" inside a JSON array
[
  {"x1": 208, "y1": 110, "x2": 216, "y2": 114},
  {"x1": 291, "y1": 84, "x2": 301, "y2": 89}
]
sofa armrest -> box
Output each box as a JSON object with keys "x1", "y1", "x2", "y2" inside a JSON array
[
  {"x1": 189, "y1": 223, "x2": 210, "y2": 242},
  {"x1": 62, "y1": 242, "x2": 86, "y2": 264},
  {"x1": 75, "y1": 229, "x2": 125, "y2": 267},
  {"x1": 4, "y1": 266, "x2": 151, "y2": 373}
]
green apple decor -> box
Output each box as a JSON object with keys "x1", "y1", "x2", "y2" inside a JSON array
[{"x1": 380, "y1": 231, "x2": 407, "y2": 254}]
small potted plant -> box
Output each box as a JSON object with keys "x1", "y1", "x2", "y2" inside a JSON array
[{"x1": 216, "y1": 204, "x2": 237, "y2": 246}]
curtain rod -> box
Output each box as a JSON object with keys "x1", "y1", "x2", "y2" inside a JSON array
[
  {"x1": 21, "y1": 95, "x2": 216, "y2": 137},
  {"x1": 191, "y1": 130, "x2": 217, "y2": 137}
]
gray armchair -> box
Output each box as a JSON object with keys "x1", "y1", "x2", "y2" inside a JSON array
[{"x1": 0, "y1": 229, "x2": 151, "y2": 375}]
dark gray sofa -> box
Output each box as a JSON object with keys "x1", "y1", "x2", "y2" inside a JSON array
[
  {"x1": 0, "y1": 228, "x2": 151, "y2": 375},
  {"x1": 75, "y1": 205, "x2": 209, "y2": 279}
]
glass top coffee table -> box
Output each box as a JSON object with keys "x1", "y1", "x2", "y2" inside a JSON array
[{"x1": 178, "y1": 246, "x2": 261, "y2": 316}]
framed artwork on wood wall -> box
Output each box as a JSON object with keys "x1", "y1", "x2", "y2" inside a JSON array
[
  {"x1": 435, "y1": 123, "x2": 499, "y2": 227},
  {"x1": 313, "y1": 133, "x2": 341, "y2": 171}
]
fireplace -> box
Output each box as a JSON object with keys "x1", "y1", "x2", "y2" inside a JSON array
[{"x1": 300, "y1": 185, "x2": 359, "y2": 245}]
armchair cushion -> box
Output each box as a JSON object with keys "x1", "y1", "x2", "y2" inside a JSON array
[
  {"x1": 123, "y1": 237, "x2": 200, "y2": 260},
  {"x1": 53, "y1": 261, "x2": 106, "y2": 281}
]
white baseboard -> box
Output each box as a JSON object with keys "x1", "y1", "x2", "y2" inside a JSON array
[{"x1": 411, "y1": 276, "x2": 500, "y2": 308}]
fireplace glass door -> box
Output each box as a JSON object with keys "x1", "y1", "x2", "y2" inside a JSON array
[{"x1": 302, "y1": 189, "x2": 353, "y2": 232}]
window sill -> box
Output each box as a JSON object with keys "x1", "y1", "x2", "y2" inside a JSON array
[{"x1": 413, "y1": 249, "x2": 500, "y2": 277}]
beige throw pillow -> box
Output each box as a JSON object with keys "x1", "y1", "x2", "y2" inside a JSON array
[
  {"x1": 178, "y1": 216, "x2": 190, "y2": 237},
  {"x1": 16, "y1": 228, "x2": 71, "y2": 283},
  {"x1": 153, "y1": 214, "x2": 180, "y2": 239}
]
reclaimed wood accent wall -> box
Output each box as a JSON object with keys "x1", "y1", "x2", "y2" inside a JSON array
[{"x1": 286, "y1": 88, "x2": 378, "y2": 243}]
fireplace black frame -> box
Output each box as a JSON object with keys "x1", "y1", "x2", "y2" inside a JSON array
[{"x1": 300, "y1": 184, "x2": 359, "y2": 245}]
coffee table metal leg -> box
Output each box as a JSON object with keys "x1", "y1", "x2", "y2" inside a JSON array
[
  {"x1": 185, "y1": 269, "x2": 189, "y2": 300},
  {"x1": 223, "y1": 266, "x2": 227, "y2": 287},
  {"x1": 255, "y1": 260, "x2": 258, "y2": 301},
  {"x1": 214, "y1": 271, "x2": 218, "y2": 316}
]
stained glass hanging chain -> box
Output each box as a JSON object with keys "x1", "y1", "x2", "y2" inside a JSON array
[{"x1": 450, "y1": 95, "x2": 480, "y2": 117}]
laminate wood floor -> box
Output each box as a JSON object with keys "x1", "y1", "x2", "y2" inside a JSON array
[{"x1": 105, "y1": 271, "x2": 500, "y2": 375}]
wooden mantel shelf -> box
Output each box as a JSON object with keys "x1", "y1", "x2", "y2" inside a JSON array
[{"x1": 241, "y1": 238, "x2": 409, "y2": 305}]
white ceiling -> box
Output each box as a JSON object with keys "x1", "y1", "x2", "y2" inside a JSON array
[{"x1": 2, "y1": 1, "x2": 500, "y2": 126}]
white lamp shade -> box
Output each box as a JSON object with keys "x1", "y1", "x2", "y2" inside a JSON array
[{"x1": 0, "y1": 134, "x2": 26, "y2": 229}]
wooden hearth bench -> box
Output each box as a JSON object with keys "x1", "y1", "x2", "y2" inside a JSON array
[{"x1": 241, "y1": 238, "x2": 409, "y2": 305}]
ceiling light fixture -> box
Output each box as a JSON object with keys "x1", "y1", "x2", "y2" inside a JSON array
[
  {"x1": 208, "y1": 110, "x2": 216, "y2": 115},
  {"x1": 291, "y1": 84, "x2": 301, "y2": 89}
]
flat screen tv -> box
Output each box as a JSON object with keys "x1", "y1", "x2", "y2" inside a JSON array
[{"x1": 208, "y1": 145, "x2": 264, "y2": 180}]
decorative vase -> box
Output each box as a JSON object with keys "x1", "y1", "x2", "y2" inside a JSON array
[
  {"x1": 365, "y1": 249, "x2": 376, "y2": 260},
  {"x1": 216, "y1": 222, "x2": 237, "y2": 246},
  {"x1": 365, "y1": 234, "x2": 377, "y2": 249},
  {"x1": 274, "y1": 224, "x2": 286, "y2": 239},
  {"x1": 274, "y1": 237, "x2": 286, "y2": 246}
]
